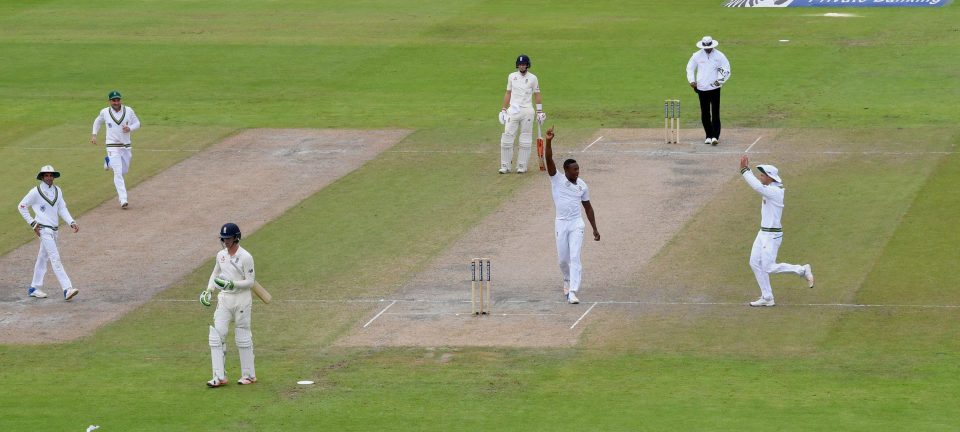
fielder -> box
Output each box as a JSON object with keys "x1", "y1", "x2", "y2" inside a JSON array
[
  {"x1": 91, "y1": 90, "x2": 140, "y2": 209},
  {"x1": 544, "y1": 127, "x2": 600, "y2": 304},
  {"x1": 498, "y1": 54, "x2": 546, "y2": 174},
  {"x1": 200, "y1": 223, "x2": 258, "y2": 387},
  {"x1": 739, "y1": 155, "x2": 814, "y2": 307},
  {"x1": 18, "y1": 165, "x2": 80, "y2": 301}
]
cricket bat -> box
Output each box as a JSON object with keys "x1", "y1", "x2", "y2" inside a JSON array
[
  {"x1": 536, "y1": 122, "x2": 546, "y2": 171},
  {"x1": 253, "y1": 281, "x2": 273, "y2": 304}
]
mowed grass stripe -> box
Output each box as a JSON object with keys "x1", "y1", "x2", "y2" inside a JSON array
[
  {"x1": 581, "y1": 128, "x2": 948, "y2": 357},
  {"x1": 0, "y1": 125, "x2": 235, "y2": 256}
]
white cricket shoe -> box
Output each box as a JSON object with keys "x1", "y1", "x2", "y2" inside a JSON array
[
  {"x1": 498, "y1": 165, "x2": 510, "y2": 174},
  {"x1": 749, "y1": 297, "x2": 775, "y2": 307},
  {"x1": 207, "y1": 377, "x2": 228, "y2": 388},
  {"x1": 516, "y1": 164, "x2": 526, "y2": 174},
  {"x1": 711, "y1": 138, "x2": 719, "y2": 146},
  {"x1": 121, "y1": 202, "x2": 129, "y2": 209},
  {"x1": 28, "y1": 287, "x2": 48, "y2": 298},
  {"x1": 803, "y1": 264, "x2": 815, "y2": 288},
  {"x1": 64, "y1": 288, "x2": 79, "y2": 301},
  {"x1": 237, "y1": 376, "x2": 258, "y2": 385},
  {"x1": 704, "y1": 138, "x2": 712, "y2": 145},
  {"x1": 567, "y1": 292, "x2": 580, "y2": 304}
]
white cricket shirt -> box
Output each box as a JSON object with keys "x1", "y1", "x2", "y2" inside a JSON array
[
  {"x1": 686, "y1": 49, "x2": 731, "y2": 91},
  {"x1": 18, "y1": 182, "x2": 75, "y2": 228},
  {"x1": 92, "y1": 106, "x2": 140, "y2": 146},
  {"x1": 208, "y1": 246, "x2": 256, "y2": 301},
  {"x1": 741, "y1": 169, "x2": 784, "y2": 229},
  {"x1": 506, "y1": 71, "x2": 540, "y2": 109},
  {"x1": 550, "y1": 172, "x2": 589, "y2": 221}
]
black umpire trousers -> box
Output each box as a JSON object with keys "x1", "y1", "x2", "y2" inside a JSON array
[{"x1": 696, "y1": 87, "x2": 721, "y2": 140}]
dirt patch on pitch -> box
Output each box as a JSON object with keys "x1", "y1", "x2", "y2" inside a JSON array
[
  {"x1": 338, "y1": 128, "x2": 774, "y2": 347},
  {"x1": 0, "y1": 129, "x2": 409, "y2": 344}
]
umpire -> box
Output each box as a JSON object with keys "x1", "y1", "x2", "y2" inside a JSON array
[{"x1": 686, "y1": 36, "x2": 731, "y2": 146}]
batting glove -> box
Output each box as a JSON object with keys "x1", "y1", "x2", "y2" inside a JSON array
[
  {"x1": 536, "y1": 111, "x2": 547, "y2": 125},
  {"x1": 498, "y1": 109, "x2": 507, "y2": 125},
  {"x1": 214, "y1": 277, "x2": 235, "y2": 291},
  {"x1": 199, "y1": 288, "x2": 213, "y2": 307}
]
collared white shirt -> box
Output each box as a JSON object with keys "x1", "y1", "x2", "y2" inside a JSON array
[
  {"x1": 92, "y1": 105, "x2": 141, "y2": 145},
  {"x1": 741, "y1": 169, "x2": 784, "y2": 229},
  {"x1": 506, "y1": 71, "x2": 540, "y2": 109},
  {"x1": 686, "y1": 49, "x2": 731, "y2": 91},
  {"x1": 550, "y1": 173, "x2": 590, "y2": 221},
  {"x1": 18, "y1": 182, "x2": 75, "y2": 228},
  {"x1": 208, "y1": 246, "x2": 256, "y2": 296}
]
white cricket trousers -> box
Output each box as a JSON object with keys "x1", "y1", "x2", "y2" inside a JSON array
[
  {"x1": 31, "y1": 227, "x2": 73, "y2": 290},
  {"x1": 210, "y1": 292, "x2": 255, "y2": 380},
  {"x1": 749, "y1": 231, "x2": 804, "y2": 300},
  {"x1": 556, "y1": 217, "x2": 586, "y2": 292},
  {"x1": 500, "y1": 106, "x2": 535, "y2": 170},
  {"x1": 107, "y1": 147, "x2": 132, "y2": 204}
]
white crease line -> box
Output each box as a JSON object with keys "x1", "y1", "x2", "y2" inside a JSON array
[
  {"x1": 14, "y1": 147, "x2": 202, "y2": 153},
  {"x1": 153, "y1": 298, "x2": 960, "y2": 308},
  {"x1": 582, "y1": 136, "x2": 604, "y2": 152},
  {"x1": 579, "y1": 149, "x2": 955, "y2": 156},
  {"x1": 744, "y1": 136, "x2": 762, "y2": 153},
  {"x1": 387, "y1": 149, "x2": 488, "y2": 154},
  {"x1": 383, "y1": 312, "x2": 561, "y2": 317},
  {"x1": 570, "y1": 302, "x2": 598, "y2": 330},
  {"x1": 362, "y1": 300, "x2": 397, "y2": 328}
]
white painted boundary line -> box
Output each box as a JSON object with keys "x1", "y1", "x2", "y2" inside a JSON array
[
  {"x1": 744, "y1": 136, "x2": 762, "y2": 153},
  {"x1": 570, "y1": 302, "x2": 599, "y2": 329},
  {"x1": 581, "y1": 136, "x2": 604, "y2": 152},
  {"x1": 362, "y1": 300, "x2": 396, "y2": 328}
]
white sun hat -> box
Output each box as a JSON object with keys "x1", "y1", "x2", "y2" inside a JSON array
[
  {"x1": 36, "y1": 165, "x2": 61, "y2": 180},
  {"x1": 756, "y1": 164, "x2": 782, "y2": 183},
  {"x1": 696, "y1": 36, "x2": 719, "y2": 49}
]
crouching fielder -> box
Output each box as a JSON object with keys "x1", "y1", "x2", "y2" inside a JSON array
[
  {"x1": 200, "y1": 223, "x2": 257, "y2": 387},
  {"x1": 739, "y1": 156, "x2": 814, "y2": 307}
]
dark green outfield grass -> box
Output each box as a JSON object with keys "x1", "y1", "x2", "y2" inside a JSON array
[{"x1": 0, "y1": 1, "x2": 958, "y2": 430}]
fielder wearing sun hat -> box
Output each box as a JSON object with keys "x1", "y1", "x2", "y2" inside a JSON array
[
  {"x1": 755, "y1": 164, "x2": 782, "y2": 183},
  {"x1": 36, "y1": 165, "x2": 61, "y2": 180},
  {"x1": 737, "y1": 155, "x2": 814, "y2": 308}
]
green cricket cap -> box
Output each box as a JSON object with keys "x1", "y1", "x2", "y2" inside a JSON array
[{"x1": 108, "y1": 90, "x2": 122, "y2": 100}]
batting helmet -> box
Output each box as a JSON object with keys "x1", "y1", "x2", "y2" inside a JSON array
[
  {"x1": 516, "y1": 54, "x2": 531, "y2": 68},
  {"x1": 219, "y1": 223, "x2": 241, "y2": 241}
]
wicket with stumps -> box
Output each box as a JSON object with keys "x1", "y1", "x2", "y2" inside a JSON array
[
  {"x1": 470, "y1": 257, "x2": 491, "y2": 315},
  {"x1": 664, "y1": 99, "x2": 680, "y2": 144}
]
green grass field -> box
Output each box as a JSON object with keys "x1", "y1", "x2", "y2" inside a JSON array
[{"x1": 1, "y1": 1, "x2": 959, "y2": 430}]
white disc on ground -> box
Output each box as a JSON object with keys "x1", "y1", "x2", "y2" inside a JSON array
[{"x1": 297, "y1": 380, "x2": 315, "y2": 385}]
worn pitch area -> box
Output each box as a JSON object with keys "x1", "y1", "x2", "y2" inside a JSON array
[
  {"x1": 339, "y1": 128, "x2": 771, "y2": 347},
  {"x1": 0, "y1": 129, "x2": 409, "y2": 344}
]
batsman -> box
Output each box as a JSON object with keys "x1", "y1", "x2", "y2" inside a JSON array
[
  {"x1": 497, "y1": 54, "x2": 546, "y2": 174},
  {"x1": 200, "y1": 223, "x2": 258, "y2": 387}
]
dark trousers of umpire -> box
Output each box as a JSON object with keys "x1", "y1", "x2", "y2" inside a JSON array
[{"x1": 696, "y1": 87, "x2": 721, "y2": 140}]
